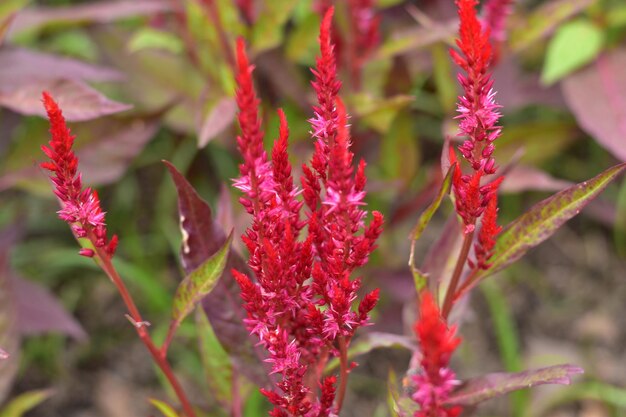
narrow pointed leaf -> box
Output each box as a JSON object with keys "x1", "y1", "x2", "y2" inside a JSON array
[
  {"x1": 171, "y1": 233, "x2": 232, "y2": 326},
  {"x1": 446, "y1": 365, "x2": 584, "y2": 406},
  {"x1": 0, "y1": 389, "x2": 53, "y2": 417},
  {"x1": 148, "y1": 398, "x2": 181, "y2": 417},
  {"x1": 410, "y1": 163, "x2": 456, "y2": 242},
  {"x1": 476, "y1": 163, "x2": 626, "y2": 280}
]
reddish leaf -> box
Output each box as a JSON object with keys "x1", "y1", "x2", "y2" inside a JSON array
[
  {"x1": 562, "y1": 49, "x2": 626, "y2": 162},
  {"x1": 163, "y1": 161, "x2": 270, "y2": 388},
  {"x1": 197, "y1": 98, "x2": 237, "y2": 148},
  {"x1": 0, "y1": 113, "x2": 159, "y2": 191},
  {"x1": 446, "y1": 365, "x2": 584, "y2": 406},
  {"x1": 0, "y1": 48, "x2": 123, "y2": 84},
  {"x1": 500, "y1": 165, "x2": 573, "y2": 193},
  {"x1": 0, "y1": 79, "x2": 131, "y2": 121},
  {"x1": 9, "y1": 0, "x2": 172, "y2": 37},
  {"x1": 478, "y1": 163, "x2": 626, "y2": 280},
  {"x1": 13, "y1": 276, "x2": 87, "y2": 341}
]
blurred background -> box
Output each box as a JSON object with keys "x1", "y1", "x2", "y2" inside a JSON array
[{"x1": 0, "y1": 0, "x2": 625, "y2": 416}]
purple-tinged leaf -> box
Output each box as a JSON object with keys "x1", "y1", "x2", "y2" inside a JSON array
[
  {"x1": 0, "y1": 79, "x2": 131, "y2": 121},
  {"x1": 0, "y1": 48, "x2": 123, "y2": 84},
  {"x1": 446, "y1": 365, "x2": 584, "y2": 406},
  {"x1": 197, "y1": 98, "x2": 237, "y2": 148},
  {"x1": 163, "y1": 161, "x2": 271, "y2": 388},
  {"x1": 501, "y1": 165, "x2": 573, "y2": 193},
  {"x1": 562, "y1": 49, "x2": 626, "y2": 162},
  {"x1": 9, "y1": 0, "x2": 172, "y2": 37},
  {"x1": 13, "y1": 276, "x2": 87, "y2": 341},
  {"x1": 0, "y1": 113, "x2": 159, "y2": 192},
  {"x1": 477, "y1": 163, "x2": 626, "y2": 281}
]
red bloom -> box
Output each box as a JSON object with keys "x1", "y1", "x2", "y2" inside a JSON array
[
  {"x1": 41, "y1": 92, "x2": 117, "y2": 257},
  {"x1": 233, "y1": 11, "x2": 382, "y2": 416},
  {"x1": 412, "y1": 292, "x2": 462, "y2": 417}
]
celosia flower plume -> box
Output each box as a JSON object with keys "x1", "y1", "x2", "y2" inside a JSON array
[
  {"x1": 412, "y1": 292, "x2": 462, "y2": 417},
  {"x1": 232, "y1": 7, "x2": 383, "y2": 417},
  {"x1": 41, "y1": 92, "x2": 118, "y2": 258}
]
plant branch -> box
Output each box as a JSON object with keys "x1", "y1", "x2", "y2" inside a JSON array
[
  {"x1": 90, "y1": 236, "x2": 197, "y2": 417},
  {"x1": 442, "y1": 230, "x2": 474, "y2": 319}
]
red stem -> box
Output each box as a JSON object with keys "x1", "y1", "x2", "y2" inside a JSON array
[
  {"x1": 336, "y1": 335, "x2": 349, "y2": 413},
  {"x1": 90, "y1": 236, "x2": 197, "y2": 417},
  {"x1": 441, "y1": 230, "x2": 474, "y2": 319}
]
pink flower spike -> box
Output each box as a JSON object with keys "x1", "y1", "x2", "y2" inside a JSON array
[{"x1": 42, "y1": 92, "x2": 116, "y2": 257}]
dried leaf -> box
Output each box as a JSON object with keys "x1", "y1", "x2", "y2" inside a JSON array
[
  {"x1": 477, "y1": 163, "x2": 626, "y2": 280},
  {"x1": 171, "y1": 233, "x2": 232, "y2": 326},
  {"x1": 197, "y1": 98, "x2": 237, "y2": 148},
  {"x1": 163, "y1": 161, "x2": 270, "y2": 388},
  {"x1": 0, "y1": 79, "x2": 131, "y2": 121},
  {"x1": 562, "y1": 49, "x2": 626, "y2": 162},
  {"x1": 446, "y1": 365, "x2": 584, "y2": 406},
  {"x1": 13, "y1": 276, "x2": 86, "y2": 341}
]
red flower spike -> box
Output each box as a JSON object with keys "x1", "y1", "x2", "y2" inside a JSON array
[
  {"x1": 412, "y1": 292, "x2": 462, "y2": 417},
  {"x1": 232, "y1": 11, "x2": 382, "y2": 416},
  {"x1": 41, "y1": 92, "x2": 116, "y2": 257}
]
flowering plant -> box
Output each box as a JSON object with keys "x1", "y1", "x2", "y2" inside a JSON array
[{"x1": 14, "y1": 0, "x2": 625, "y2": 416}]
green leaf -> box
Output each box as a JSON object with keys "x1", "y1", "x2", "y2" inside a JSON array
[
  {"x1": 149, "y1": 398, "x2": 182, "y2": 417},
  {"x1": 0, "y1": 0, "x2": 28, "y2": 20},
  {"x1": 251, "y1": 0, "x2": 298, "y2": 52},
  {"x1": 541, "y1": 19, "x2": 604, "y2": 85},
  {"x1": 531, "y1": 381, "x2": 626, "y2": 416},
  {"x1": 351, "y1": 94, "x2": 414, "y2": 133},
  {"x1": 195, "y1": 308, "x2": 232, "y2": 407},
  {"x1": 446, "y1": 365, "x2": 584, "y2": 406},
  {"x1": 510, "y1": 0, "x2": 595, "y2": 53},
  {"x1": 410, "y1": 164, "x2": 455, "y2": 242},
  {"x1": 380, "y1": 111, "x2": 420, "y2": 182},
  {"x1": 171, "y1": 233, "x2": 233, "y2": 326},
  {"x1": 128, "y1": 28, "x2": 184, "y2": 54},
  {"x1": 477, "y1": 163, "x2": 626, "y2": 281},
  {"x1": 0, "y1": 389, "x2": 52, "y2": 417}
]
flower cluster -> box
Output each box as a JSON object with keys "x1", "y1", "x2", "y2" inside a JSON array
[
  {"x1": 449, "y1": 0, "x2": 503, "y2": 266},
  {"x1": 412, "y1": 292, "x2": 462, "y2": 417},
  {"x1": 41, "y1": 92, "x2": 118, "y2": 258},
  {"x1": 232, "y1": 8, "x2": 383, "y2": 417}
]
